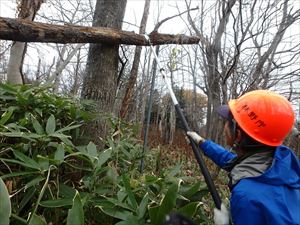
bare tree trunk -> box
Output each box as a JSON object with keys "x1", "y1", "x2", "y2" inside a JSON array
[
  {"x1": 70, "y1": 48, "x2": 82, "y2": 96},
  {"x1": 81, "y1": 0, "x2": 127, "y2": 146},
  {"x1": 49, "y1": 44, "x2": 84, "y2": 92},
  {"x1": 6, "y1": 0, "x2": 43, "y2": 84},
  {"x1": 139, "y1": 49, "x2": 152, "y2": 137},
  {"x1": 187, "y1": 0, "x2": 237, "y2": 141},
  {"x1": 119, "y1": 0, "x2": 151, "y2": 119}
]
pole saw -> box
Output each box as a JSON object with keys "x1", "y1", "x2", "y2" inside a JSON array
[{"x1": 144, "y1": 35, "x2": 222, "y2": 210}]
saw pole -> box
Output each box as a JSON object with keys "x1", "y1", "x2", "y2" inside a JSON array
[{"x1": 144, "y1": 35, "x2": 222, "y2": 210}]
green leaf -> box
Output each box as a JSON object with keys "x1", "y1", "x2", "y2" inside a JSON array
[
  {"x1": 148, "y1": 205, "x2": 159, "y2": 225},
  {"x1": 0, "y1": 131, "x2": 41, "y2": 141},
  {"x1": 40, "y1": 198, "x2": 73, "y2": 208},
  {"x1": 181, "y1": 182, "x2": 202, "y2": 198},
  {"x1": 0, "y1": 108, "x2": 14, "y2": 125},
  {"x1": 1, "y1": 171, "x2": 40, "y2": 179},
  {"x1": 67, "y1": 191, "x2": 84, "y2": 225},
  {"x1": 149, "y1": 180, "x2": 181, "y2": 225},
  {"x1": 56, "y1": 124, "x2": 82, "y2": 133},
  {"x1": 167, "y1": 164, "x2": 181, "y2": 177},
  {"x1": 58, "y1": 183, "x2": 76, "y2": 198},
  {"x1": 177, "y1": 202, "x2": 201, "y2": 218},
  {"x1": 19, "y1": 187, "x2": 36, "y2": 213},
  {"x1": 49, "y1": 133, "x2": 73, "y2": 146},
  {"x1": 0, "y1": 177, "x2": 11, "y2": 225},
  {"x1": 13, "y1": 150, "x2": 41, "y2": 170},
  {"x1": 137, "y1": 193, "x2": 149, "y2": 219},
  {"x1": 37, "y1": 157, "x2": 49, "y2": 171},
  {"x1": 46, "y1": 114, "x2": 56, "y2": 134},
  {"x1": 0, "y1": 158, "x2": 40, "y2": 171},
  {"x1": 25, "y1": 176, "x2": 45, "y2": 189},
  {"x1": 97, "y1": 148, "x2": 112, "y2": 167},
  {"x1": 87, "y1": 142, "x2": 98, "y2": 161},
  {"x1": 0, "y1": 83, "x2": 17, "y2": 94},
  {"x1": 27, "y1": 165, "x2": 55, "y2": 224},
  {"x1": 115, "y1": 215, "x2": 140, "y2": 225},
  {"x1": 99, "y1": 196, "x2": 134, "y2": 211},
  {"x1": 27, "y1": 214, "x2": 47, "y2": 225},
  {"x1": 31, "y1": 116, "x2": 44, "y2": 135},
  {"x1": 59, "y1": 137, "x2": 74, "y2": 147},
  {"x1": 122, "y1": 175, "x2": 138, "y2": 209},
  {"x1": 54, "y1": 144, "x2": 65, "y2": 162},
  {"x1": 96, "y1": 206, "x2": 132, "y2": 221}
]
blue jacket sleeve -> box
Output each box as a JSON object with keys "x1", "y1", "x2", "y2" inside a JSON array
[{"x1": 199, "y1": 140, "x2": 237, "y2": 168}]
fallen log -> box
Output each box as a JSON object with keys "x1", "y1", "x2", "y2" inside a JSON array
[{"x1": 0, "y1": 17, "x2": 200, "y2": 45}]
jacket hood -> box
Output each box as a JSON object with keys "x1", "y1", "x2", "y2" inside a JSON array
[{"x1": 254, "y1": 146, "x2": 300, "y2": 188}]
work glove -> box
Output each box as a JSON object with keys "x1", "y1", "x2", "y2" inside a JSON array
[
  {"x1": 186, "y1": 131, "x2": 205, "y2": 145},
  {"x1": 214, "y1": 203, "x2": 230, "y2": 225}
]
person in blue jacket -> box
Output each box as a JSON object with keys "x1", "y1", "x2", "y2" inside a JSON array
[{"x1": 187, "y1": 90, "x2": 300, "y2": 225}]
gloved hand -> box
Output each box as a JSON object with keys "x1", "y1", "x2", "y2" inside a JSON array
[
  {"x1": 186, "y1": 131, "x2": 205, "y2": 145},
  {"x1": 214, "y1": 203, "x2": 229, "y2": 225}
]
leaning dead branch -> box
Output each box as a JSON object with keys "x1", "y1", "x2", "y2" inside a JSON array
[{"x1": 0, "y1": 17, "x2": 200, "y2": 45}]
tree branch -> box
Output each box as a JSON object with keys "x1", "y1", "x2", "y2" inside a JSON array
[{"x1": 0, "y1": 17, "x2": 200, "y2": 45}]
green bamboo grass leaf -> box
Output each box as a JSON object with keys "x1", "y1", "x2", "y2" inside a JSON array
[
  {"x1": 54, "y1": 144, "x2": 65, "y2": 162},
  {"x1": 58, "y1": 183, "x2": 76, "y2": 199},
  {"x1": 0, "y1": 83, "x2": 17, "y2": 94},
  {"x1": 66, "y1": 191, "x2": 84, "y2": 225},
  {"x1": 122, "y1": 175, "x2": 138, "y2": 209},
  {"x1": 148, "y1": 206, "x2": 159, "y2": 225},
  {"x1": 27, "y1": 214, "x2": 47, "y2": 225},
  {"x1": 49, "y1": 133, "x2": 74, "y2": 146},
  {"x1": 98, "y1": 196, "x2": 134, "y2": 211},
  {"x1": 97, "y1": 148, "x2": 112, "y2": 167},
  {"x1": 39, "y1": 198, "x2": 73, "y2": 208},
  {"x1": 46, "y1": 114, "x2": 56, "y2": 134},
  {"x1": 56, "y1": 124, "x2": 82, "y2": 133},
  {"x1": 27, "y1": 165, "x2": 55, "y2": 224},
  {"x1": 177, "y1": 202, "x2": 201, "y2": 218},
  {"x1": 87, "y1": 142, "x2": 98, "y2": 161},
  {"x1": 0, "y1": 177, "x2": 11, "y2": 225},
  {"x1": 0, "y1": 158, "x2": 40, "y2": 170},
  {"x1": 13, "y1": 150, "x2": 41, "y2": 170},
  {"x1": 96, "y1": 206, "x2": 132, "y2": 221},
  {"x1": 166, "y1": 164, "x2": 181, "y2": 178},
  {"x1": 115, "y1": 216, "x2": 140, "y2": 225},
  {"x1": 19, "y1": 187, "x2": 36, "y2": 213},
  {"x1": 10, "y1": 213, "x2": 27, "y2": 224},
  {"x1": 1, "y1": 171, "x2": 40, "y2": 179},
  {"x1": 86, "y1": 142, "x2": 98, "y2": 158},
  {"x1": 137, "y1": 193, "x2": 149, "y2": 219},
  {"x1": 25, "y1": 176, "x2": 45, "y2": 189},
  {"x1": 31, "y1": 116, "x2": 44, "y2": 134},
  {"x1": 181, "y1": 182, "x2": 203, "y2": 198},
  {"x1": 0, "y1": 109, "x2": 14, "y2": 125},
  {"x1": 0, "y1": 131, "x2": 42, "y2": 141},
  {"x1": 149, "y1": 180, "x2": 181, "y2": 225}
]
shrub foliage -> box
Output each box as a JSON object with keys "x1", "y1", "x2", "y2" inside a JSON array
[{"x1": 0, "y1": 84, "x2": 210, "y2": 225}]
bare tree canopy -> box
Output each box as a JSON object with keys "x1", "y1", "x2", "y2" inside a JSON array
[{"x1": 0, "y1": 17, "x2": 200, "y2": 45}]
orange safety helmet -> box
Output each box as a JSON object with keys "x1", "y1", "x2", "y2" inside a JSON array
[{"x1": 228, "y1": 90, "x2": 295, "y2": 146}]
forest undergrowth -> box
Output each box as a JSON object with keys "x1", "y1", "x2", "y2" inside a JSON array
[{"x1": 0, "y1": 84, "x2": 230, "y2": 225}]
